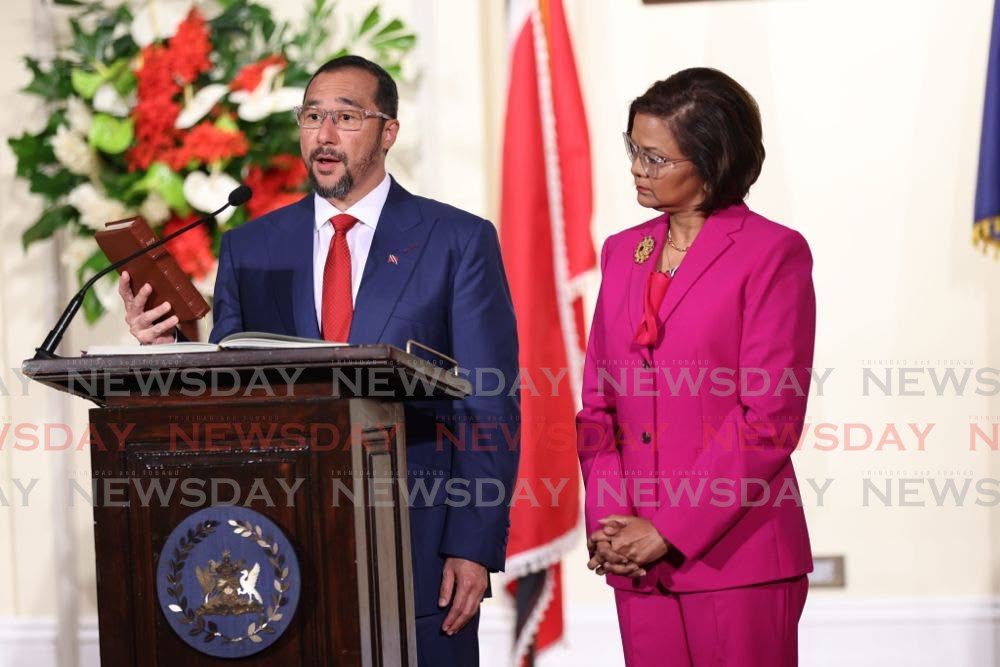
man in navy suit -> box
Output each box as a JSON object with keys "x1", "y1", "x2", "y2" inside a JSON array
[{"x1": 120, "y1": 55, "x2": 520, "y2": 665}]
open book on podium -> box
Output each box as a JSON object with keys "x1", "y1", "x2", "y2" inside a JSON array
[
  {"x1": 84, "y1": 331, "x2": 347, "y2": 355},
  {"x1": 94, "y1": 216, "x2": 210, "y2": 341}
]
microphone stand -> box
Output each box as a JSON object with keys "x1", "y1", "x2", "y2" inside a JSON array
[{"x1": 34, "y1": 187, "x2": 250, "y2": 360}]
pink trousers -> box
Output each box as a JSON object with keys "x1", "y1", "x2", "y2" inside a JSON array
[{"x1": 614, "y1": 575, "x2": 809, "y2": 667}]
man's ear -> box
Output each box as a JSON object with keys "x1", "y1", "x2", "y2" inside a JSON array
[{"x1": 381, "y1": 119, "x2": 400, "y2": 153}]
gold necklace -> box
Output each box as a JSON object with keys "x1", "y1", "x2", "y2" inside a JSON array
[{"x1": 667, "y1": 228, "x2": 691, "y2": 252}]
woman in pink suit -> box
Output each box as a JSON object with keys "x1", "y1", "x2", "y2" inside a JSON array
[{"x1": 577, "y1": 68, "x2": 815, "y2": 666}]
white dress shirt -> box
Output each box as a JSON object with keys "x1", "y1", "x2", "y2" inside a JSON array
[{"x1": 312, "y1": 172, "x2": 391, "y2": 325}]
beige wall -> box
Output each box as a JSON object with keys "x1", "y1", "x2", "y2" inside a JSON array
[{"x1": 1, "y1": 0, "x2": 999, "y2": 645}]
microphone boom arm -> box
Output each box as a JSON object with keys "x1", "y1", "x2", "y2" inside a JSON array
[{"x1": 33, "y1": 187, "x2": 250, "y2": 359}]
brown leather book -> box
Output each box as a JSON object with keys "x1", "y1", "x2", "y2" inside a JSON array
[{"x1": 94, "y1": 217, "x2": 210, "y2": 341}]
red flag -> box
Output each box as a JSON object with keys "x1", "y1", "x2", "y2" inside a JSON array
[{"x1": 500, "y1": 0, "x2": 595, "y2": 661}]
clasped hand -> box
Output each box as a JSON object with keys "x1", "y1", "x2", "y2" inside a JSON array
[{"x1": 587, "y1": 515, "x2": 670, "y2": 578}]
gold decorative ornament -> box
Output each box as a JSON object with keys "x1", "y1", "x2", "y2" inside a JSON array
[{"x1": 634, "y1": 235, "x2": 655, "y2": 264}]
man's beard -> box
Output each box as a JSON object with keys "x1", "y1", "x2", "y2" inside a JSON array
[{"x1": 308, "y1": 141, "x2": 380, "y2": 200}]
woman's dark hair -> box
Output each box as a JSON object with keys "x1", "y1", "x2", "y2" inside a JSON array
[
  {"x1": 307, "y1": 55, "x2": 398, "y2": 119},
  {"x1": 627, "y1": 68, "x2": 764, "y2": 213}
]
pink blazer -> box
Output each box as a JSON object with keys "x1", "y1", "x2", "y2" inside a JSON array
[{"x1": 577, "y1": 202, "x2": 815, "y2": 593}]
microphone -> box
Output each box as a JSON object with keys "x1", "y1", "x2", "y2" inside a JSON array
[
  {"x1": 228, "y1": 184, "x2": 252, "y2": 207},
  {"x1": 33, "y1": 185, "x2": 253, "y2": 359}
]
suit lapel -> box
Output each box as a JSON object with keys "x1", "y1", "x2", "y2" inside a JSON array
[
  {"x1": 268, "y1": 196, "x2": 321, "y2": 339},
  {"x1": 657, "y1": 203, "x2": 747, "y2": 326},
  {"x1": 349, "y1": 178, "x2": 429, "y2": 344},
  {"x1": 627, "y1": 214, "x2": 669, "y2": 362},
  {"x1": 626, "y1": 204, "x2": 748, "y2": 359}
]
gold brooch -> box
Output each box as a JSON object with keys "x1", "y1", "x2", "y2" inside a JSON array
[{"x1": 634, "y1": 235, "x2": 655, "y2": 264}]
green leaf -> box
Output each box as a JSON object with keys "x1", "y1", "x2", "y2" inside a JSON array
[
  {"x1": 214, "y1": 114, "x2": 239, "y2": 132},
  {"x1": 8, "y1": 131, "x2": 57, "y2": 179},
  {"x1": 81, "y1": 286, "x2": 105, "y2": 323},
  {"x1": 71, "y1": 68, "x2": 104, "y2": 99},
  {"x1": 100, "y1": 169, "x2": 144, "y2": 206},
  {"x1": 104, "y1": 58, "x2": 130, "y2": 81},
  {"x1": 358, "y1": 6, "x2": 381, "y2": 36},
  {"x1": 54, "y1": 0, "x2": 88, "y2": 6},
  {"x1": 78, "y1": 248, "x2": 111, "y2": 323},
  {"x1": 375, "y1": 19, "x2": 404, "y2": 37},
  {"x1": 372, "y1": 34, "x2": 416, "y2": 50},
  {"x1": 29, "y1": 169, "x2": 85, "y2": 198},
  {"x1": 23, "y1": 57, "x2": 74, "y2": 101},
  {"x1": 69, "y1": 18, "x2": 98, "y2": 60},
  {"x1": 88, "y1": 114, "x2": 134, "y2": 154},
  {"x1": 103, "y1": 57, "x2": 137, "y2": 96},
  {"x1": 111, "y1": 68, "x2": 137, "y2": 96},
  {"x1": 22, "y1": 205, "x2": 76, "y2": 250},
  {"x1": 128, "y1": 163, "x2": 190, "y2": 215}
]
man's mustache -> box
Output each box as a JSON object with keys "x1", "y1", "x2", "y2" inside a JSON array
[{"x1": 310, "y1": 149, "x2": 348, "y2": 163}]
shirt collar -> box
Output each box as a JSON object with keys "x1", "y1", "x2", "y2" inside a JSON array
[{"x1": 314, "y1": 172, "x2": 392, "y2": 231}]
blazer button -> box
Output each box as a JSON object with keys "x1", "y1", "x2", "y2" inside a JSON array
[{"x1": 641, "y1": 432, "x2": 651, "y2": 444}]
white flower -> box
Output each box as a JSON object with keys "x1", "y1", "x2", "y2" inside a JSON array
[
  {"x1": 57, "y1": 231, "x2": 121, "y2": 312},
  {"x1": 193, "y1": 260, "x2": 218, "y2": 298},
  {"x1": 52, "y1": 125, "x2": 98, "y2": 176},
  {"x1": 111, "y1": 21, "x2": 130, "y2": 42},
  {"x1": 67, "y1": 183, "x2": 133, "y2": 231},
  {"x1": 59, "y1": 234, "x2": 98, "y2": 271},
  {"x1": 175, "y1": 84, "x2": 229, "y2": 129},
  {"x1": 93, "y1": 273, "x2": 124, "y2": 313},
  {"x1": 130, "y1": 0, "x2": 192, "y2": 48},
  {"x1": 183, "y1": 171, "x2": 240, "y2": 224},
  {"x1": 236, "y1": 87, "x2": 305, "y2": 122},
  {"x1": 230, "y1": 62, "x2": 303, "y2": 123},
  {"x1": 229, "y1": 63, "x2": 285, "y2": 105},
  {"x1": 66, "y1": 97, "x2": 93, "y2": 134},
  {"x1": 93, "y1": 83, "x2": 133, "y2": 117},
  {"x1": 140, "y1": 192, "x2": 172, "y2": 225}
]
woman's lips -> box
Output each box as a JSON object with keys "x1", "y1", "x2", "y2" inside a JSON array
[{"x1": 636, "y1": 185, "x2": 651, "y2": 194}]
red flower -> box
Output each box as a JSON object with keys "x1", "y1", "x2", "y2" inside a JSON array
[
  {"x1": 129, "y1": 45, "x2": 183, "y2": 171},
  {"x1": 269, "y1": 154, "x2": 308, "y2": 190},
  {"x1": 127, "y1": 10, "x2": 213, "y2": 171},
  {"x1": 244, "y1": 153, "x2": 308, "y2": 218},
  {"x1": 230, "y1": 55, "x2": 286, "y2": 93},
  {"x1": 135, "y1": 44, "x2": 180, "y2": 100},
  {"x1": 169, "y1": 122, "x2": 249, "y2": 170},
  {"x1": 163, "y1": 214, "x2": 215, "y2": 280},
  {"x1": 129, "y1": 95, "x2": 182, "y2": 170},
  {"x1": 168, "y1": 9, "x2": 212, "y2": 85},
  {"x1": 249, "y1": 191, "x2": 304, "y2": 219}
]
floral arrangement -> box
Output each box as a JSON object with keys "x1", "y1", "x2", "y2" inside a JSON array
[{"x1": 9, "y1": 0, "x2": 415, "y2": 322}]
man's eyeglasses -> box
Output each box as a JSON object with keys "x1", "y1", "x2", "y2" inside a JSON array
[
  {"x1": 623, "y1": 132, "x2": 690, "y2": 178},
  {"x1": 294, "y1": 105, "x2": 394, "y2": 131}
]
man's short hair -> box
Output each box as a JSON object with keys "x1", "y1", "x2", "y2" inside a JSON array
[{"x1": 307, "y1": 55, "x2": 398, "y2": 119}]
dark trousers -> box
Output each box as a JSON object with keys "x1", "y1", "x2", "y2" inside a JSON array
[{"x1": 415, "y1": 610, "x2": 480, "y2": 666}]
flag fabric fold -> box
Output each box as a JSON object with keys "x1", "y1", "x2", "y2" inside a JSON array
[{"x1": 500, "y1": 0, "x2": 596, "y2": 662}]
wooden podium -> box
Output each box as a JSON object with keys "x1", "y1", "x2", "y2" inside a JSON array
[{"x1": 22, "y1": 345, "x2": 470, "y2": 666}]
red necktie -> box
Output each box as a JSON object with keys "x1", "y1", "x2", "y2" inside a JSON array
[{"x1": 321, "y1": 214, "x2": 359, "y2": 342}]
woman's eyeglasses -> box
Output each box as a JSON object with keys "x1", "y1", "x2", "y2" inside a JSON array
[{"x1": 623, "y1": 132, "x2": 690, "y2": 178}]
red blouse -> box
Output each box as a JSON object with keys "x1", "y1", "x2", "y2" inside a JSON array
[{"x1": 633, "y1": 270, "x2": 672, "y2": 347}]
